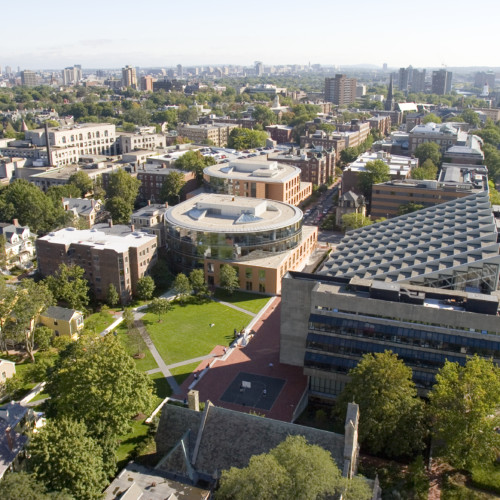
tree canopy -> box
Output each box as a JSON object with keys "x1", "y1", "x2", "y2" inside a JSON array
[
  {"x1": 411, "y1": 159, "x2": 438, "y2": 180},
  {"x1": 160, "y1": 170, "x2": 185, "y2": 205},
  {"x1": 414, "y1": 142, "x2": 441, "y2": 166},
  {"x1": 429, "y1": 355, "x2": 500, "y2": 471},
  {"x1": 104, "y1": 169, "x2": 141, "y2": 224},
  {"x1": 228, "y1": 128, "x2": 268, "y2": 150},
  {"x1": 336, "y1": 351, "x2": 426, "y2": 457},
  {"x1": 149, "y1": 297, "x2": 173, "y2": 322},
  {"x1": 67, "y1": 171, "x2": 94, "y2": 197},
  {"x1": 45, "y1": 333, "x2": 153, "y2": 438},
  {"x1": 219, "y1": 265, "x2": 240, "y2": 295},
  {"x1": 422, "y1": 113, "x2": 442, "y2": 124},
  {"x1": 0, "y1": 471, "x2": 73, "y2": 500},
  {"x1": 216, "y1": 435, "x2": 371, "y2": 500},
  {"x1": 173, "y1": 272, "x2": 192, "y2": 300},
  {"x1": 341, "y1": 213, "x2": 373, "y2": 232},
  {"x1": 136, "y1": 275, "x2": 155, "y2": 300},
  {"x1": 174, "y1": 150, "x2": 216, "y2": 182},
  {"x1": 357, "y1": 160, "x2": 391, "y2": 198},
  {"x1": 45, "y1": 264, "x2": 89, "y2": 311}
]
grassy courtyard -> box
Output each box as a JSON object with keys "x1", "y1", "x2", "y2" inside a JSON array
[
  {"x1": 142, "y1": 300, "x2": 253, "y2": 366},
  {"x1": 213, "y1": 289, "x2": 271, "y2": 314}
]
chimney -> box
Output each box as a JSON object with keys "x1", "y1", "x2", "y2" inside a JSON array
[
  {"x1": 130, "y1": 224, "x2": 135, "y2": 232},
  {"x1": 13, "y1": 219, "x2": 19, "y2": 227},
  {"x1": 91, "y1": 199, "x2": 95, "y2": 208},
  {"x1": 44, "y1": 121, "x2": 52, "y2": 168},
  {"x1": 147, "y1": 200, "x2": 151, "y2": 206},
  {"x1": 188, "y1": 390, "x2": 200, "y2": 412},
  {"x1": 108, "y1": 219, "x2": 113, "y2": 228},
  {"x1": 5, "y1": 426, "x2": 14, "y2": 452},
  {"x1": 165, "y1": 202, "x2": 168, "y2": 208}
]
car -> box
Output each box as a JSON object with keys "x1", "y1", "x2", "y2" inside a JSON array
[
  {"x1": 260, "y1": 151, "x2": 267, "y2": 155},
  {"x1": 220, "y1": 159, "x2": 230, "y2": 163}
]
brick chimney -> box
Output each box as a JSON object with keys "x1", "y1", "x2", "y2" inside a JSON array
[
  {"x1": 108, "y1": 219, "x2": 113, "y2": 228},
  {"x1": 130, "y1": 224, "x2": 135, "y2": 232},
  {"x1": 12, "y1": 219, "x2": 19, "y2": 227},
  {"x1": 5, "y1": 426, "x2": 14, "y2": 451},
  {"x1": 188, "y1": 389, "x2": 200, "y2": 412}
]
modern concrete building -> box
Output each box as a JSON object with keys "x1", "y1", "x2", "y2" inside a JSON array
[
  {"x1": 62, "y1": 66, "x2": 82, "y2": 86},
  {"x1": 36, "y1": 225, "x2": 158, "y2": 303},
  {"x1": 116, "y1": 132, "x2": 166, "y2": 154},
  {"x1": 203, "y1": 159, "x2": 312, "y2": 206},
  {"x1": 325, "y1": 75, "x2": 357, "y2": 105},
  {"x1": 20, "y1": 70, "x2": 37, "y2": 87},
  {"x1": 412, "y1": 69, "x2": 426, "y2": 93},
  {"x1": 280, "y1": 272, "x2": 500, "y2": 399},
  {"x1": 370, "y1": 164, "x2": 488, "y2": 218},
  {"x1": 177, "y1": 123, "x2": 240, "y2": 147},
  {"x1": 432, "y1": 69, "x2": 453, "y2": 95},
  {"x1": 322, "y1": 191, "x2": 500, "y2": 294},
  {"x1": 165, "y1": 194, "x2": 317, "y2": 294},
  {"x1": 122, "y1": 65, "x2": 137, "y2": 89}
]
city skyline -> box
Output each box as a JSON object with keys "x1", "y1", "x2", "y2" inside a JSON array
[{"x1": 2, "y1": 0, "x2": 499, "y2": 70}]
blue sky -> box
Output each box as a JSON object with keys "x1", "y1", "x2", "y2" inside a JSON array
[{"x1": 2, "y1": 0, "x2": 499, "y2": 70}]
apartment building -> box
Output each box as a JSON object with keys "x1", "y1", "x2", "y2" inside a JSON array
[
  {"x1": 21, "y1": 70, "x2": 37, "y2": 87},
  {"x1": 325, "y1": 75, "x2": 357, "y2": 106},
  {"x1": 177, "y1": 123, "x2": 240, "y2": 147},
  {"x1": 432, "y1": 70, "x2": 453, "y2": 95},
  {"x1": 203, "y1": 159, "x2": 312, "y2": 206},
  {"x1": 300, "y1": 131, "x2": 345, "y2": 163},
  {"x1": 122, "y1": 65, "x2": 137, "y2": 89},
  {"x1": 36, "y1": 225, "x2": 158, "y2": 304},
  {"x1": 116, "y1": 132, "x2": 166, "y2": 154}
]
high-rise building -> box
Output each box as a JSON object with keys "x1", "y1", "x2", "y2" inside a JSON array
[
  {"x1": 385, "y1": 74, "x2": 395, "y2": 111},
  {"x1": 5, "y1": 66, "x2": 12, "y2": 77},
  {"x1": 324, "y1": 74, "x2": 357, "y2": 106},
  {"x1": 176, "y1": 64, "x2": 183, "y2": 78},
  {"x1": 140, "y1": 75, "x2": 153, "y2": 92},
  {"x1": 398, "y1": 67, "x2": 410, "y2": 92},
  {"x1": 62, "y1": 65, "x2": 82, "y2": 86},
  {"x1": 432, "y1": 69, "x2": 453, "y2": 95},
  {"x1": 255, "y1": 61, "x2": 263, "y2": 76},
  {"x1": 121, "y1": 65, "x2": 137, "y2": 89},
  {"x1": 21, "y1": 70, "x2": 37, "y2": 87},
  {"x1": 412, "y1": 69, "x2": 426, "y2": 93}
]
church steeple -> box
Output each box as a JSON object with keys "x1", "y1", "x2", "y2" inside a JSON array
[{"x1": 385, "y1": 74, "x2": 395, "y2": 111}]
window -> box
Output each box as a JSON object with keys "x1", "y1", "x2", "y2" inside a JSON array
[
  {"x1": 259, "y1": 270, "x2": 265, "y2": 281},
  {"x1": 259, "y1": 284, "x2": 266, "y2": 293},
  {"x1": 246, "y1": 281, "x2": 253, "y2": 291},
  {"x1": 245, "y1": 268, "x2": 252, "y2": 279}
]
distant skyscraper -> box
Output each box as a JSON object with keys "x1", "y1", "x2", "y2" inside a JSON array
[
  {"x1": 385, "y1": 74, "x2": 395, "y2": 111},
  {"x1": 383, "y1": 63, "x2": 388, "y2": 71},
  {"x1": 21, "y1": 70, "x2": 37, "y2": 87},
  {"x1": 399, "y1": 67, "x2": 410, "y2": 93},
  {"x1": 140, "y1": 76, "x2": 153, "y2": 92},
  {"x1": 432, "y1": 69, "x2": 452, "y2": 95},
  {"x1": 5, "y1": 66, "x2": 12, "y2": 77},
  {"x1": 412, "y1": 69, "x2": 426, "y2": 93},
  {"x1": 62, "y1": 65, "x2": 82, "y2": 86},
  {"x1": 255, "y1": 61, "x2": 263, "y2": 76},
  {"x1": 177, "y1": 64, "x2": 183, "y2": 78},
  {"x1": 122, "y1": 65, "x2": 137, "y2": 89},
  {"x1": 325, "y1": 74, "x2": 357, "y2": 105}
]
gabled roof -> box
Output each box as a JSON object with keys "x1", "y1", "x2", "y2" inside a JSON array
[{"x1": 41, "y1": 306, "x2": 82, "y2": 322}]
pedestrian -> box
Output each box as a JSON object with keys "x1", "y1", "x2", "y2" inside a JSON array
[
  {"x1": 263, "y1": 389, "x2": 267, "y2": 397},
  {"x1": 194, "y1": 373, "x2": 198, "y2": 380},
  {"x1": 269, "y1": 362, "x2": 274, "y2": 369},
  {"x1": 223, "y1": 347, "x2": 227, "y2": 354}
]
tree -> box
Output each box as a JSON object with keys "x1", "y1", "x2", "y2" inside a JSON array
[
  {"x1": 340, "y1": 147, "x2": 359, "y2": 166},
  {"x1": 160, "y1": 170, "x2": 185, "y2": 205},
  {"x1": 106, "y1": 283, "x2": 120, "y2": 307},
  {"x1": 68, "y1": 171, "x2": 93, "y2": 197},
  {"x1": 45, "y1": 264, "x2": 89, "y2": 311},
  {"x1": 105, "y1": 196, "x2": 133, "y2": 225},
  {"x1": 422, "y1": 113, "x2": 442, "y2": 124},
  {"x1": 0, "y1": 471, "x2": 73, "y2": 500},
  {"x1": 34, "y1": 326, "x2": 53, "y2": 351},
  {"x1": 227, "y1": 128, "x2": 268, "y2": 150},
  {"x1": 149, "y1": 297, "x2": 173, "y2": 322},
  {"x1": 189, "y1": 268, "x2": 208, "y2": 296},
  {"x1": 252, "y1": 104, "x2": 276, "y2": 126},
  {"x1": 10, "y1": 280, "x2": 54, "y2": 362},
  {"x1": 461, "y1": 109, "x2": 480, "y2": 127},
  {"x1": 336, "y1": 351, "x2": 426, "y2": 457},
  {"x1": 122, "y1": 307, "x2": 135, "y2": 331},
  {"x1": 0, "y1": 279, "x2": 19, "y2": 353},
  {"x1": 28, "y1": 417, "x2": 108, "y2": 500},
  {"x1": 219, "y1": 264, "x2": 240, "y2": 295},
  {"x1": 411, "y1": 158, "x2": 438, "y2": 180},
  {"x1": 341, "y1": 213, "x2": 373, "y2": 231},
  {"x1": 429, "y1": 355, "x2": 500, "y2": 471},
  {"x1": 104, "y1": 169, "x2": 141, "y2": 223},
  {"x1": 174, "y1": 150, "x2": 216, "y2": 182},
  {"x1": 358, "y1": 160, "x2": 391, "y2": 198},
  {"x1": 216, "y1": 435, "x2": 371, "y2": 500},
  {"x1": 398, "y1": 202, "x2": 425, "y2": 215},
  {"x1": 45, "y1": 334, "x2": 153, "y2": 438},
  {"x1": 414, "y1": 142, "x2": 441, "y2": 166},
  {"x1": 136, "y1": 275, "x2": 155, "y2": 300},
  {"x1": 173, "y1": 273, "x2": 192, "y2": 301}
]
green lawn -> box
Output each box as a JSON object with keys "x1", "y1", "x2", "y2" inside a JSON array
[
  {"x1": 213, "y1": 289, "x2": 272, "y2": 314},
  {"x1": 85, "y1": 310, "x2": 115, "y2": 334},
  {"x1": 116, "y1": 419, "x2": 151, "y2": 467},
  {"x1": 115, "y1": 324, "x2": 158, "y2": 372},
  {"x1": 142, "y1": 301, "x2": 251, "y2": 365},
  {"x1": 149, "y1": 372, "x2": 172, "y2": 404},
  {"x1": 170, "y1": 362, "x2": 201, "y2": 385}
]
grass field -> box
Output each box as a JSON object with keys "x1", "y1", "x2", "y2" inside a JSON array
[
  {"x1": 142, "y1": 300, "x2": 251, "y2": 365},
  {"x1": 85, "y1": 310, "x2": 116, "y2": 334},
  {"x1": 213, "y1": 289, "x2": 271, "y2": 314},
  {"x1": 170, "y1": 361, "x2": 201, "y2": 385},
  {"x1": 115, "y1": 324, "x2": 158, "y2": 373}
]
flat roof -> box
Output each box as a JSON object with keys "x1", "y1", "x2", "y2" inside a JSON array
[
  {"x1": 38, "y1": 226, "x2": 156, "y2": 253},
  {"x1": 204, "y1": 159, "x2": 299, "y2": 183},
  {"x1": 166, "y1": 193, "x2": 302, "y2": 233}
]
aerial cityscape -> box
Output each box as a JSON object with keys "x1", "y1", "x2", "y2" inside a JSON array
[{"x1": 0, "y1": 3, "x2": 500, "y2": 499}]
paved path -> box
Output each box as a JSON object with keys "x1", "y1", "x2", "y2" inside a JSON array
[
  {"x1": 212, "y1": 298, "x2": 255, "y2": 316},
  {"x1": 165, "y1": 354, "x2": 217, "y2": 370},
  {"x1": 133, "y1": 311, "x2": 181, "y2": 395}
]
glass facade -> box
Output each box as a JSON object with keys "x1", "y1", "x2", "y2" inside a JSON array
[
  {"x1": 306, "y1": 313, "x2": 500, "y2": 389},
  {"x1": 167, "y1": 222, "x2": 302, "y2": 272}
]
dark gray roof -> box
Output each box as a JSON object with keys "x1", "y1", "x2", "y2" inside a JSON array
[
  {"x1": 156, "y1": 403, "x2": 345, "y2": 478},
  {"x1": 42, "y1": 306, "x2": 81, "y2": 321}
]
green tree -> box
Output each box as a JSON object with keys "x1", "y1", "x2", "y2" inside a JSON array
[
  {"x1": 106, "y1": 283, "x2": 120, "y2": 307},
  {"x1": 340, "y1": 147, "x2": 359, "y2": 166},
  {"x1": 68, "y1": 171, "x2": 93, "y2": 197},
  {"x1": 358, "y1": 159, "x2": 391, "y2": 198},
  {"x1": 228, "y1": 128, "x2": 268, "y2": 150},
  {"x1": 0, "y1": 471, "x2": 72, "y2": 500},
  {"x1": 488, "y1": 180, "x2": 500, "y2": 204},
  {"x1": 10, "y1": 280, "x2": 54, "y2": 362},
  {"x1": 0, "y1": 279, "x2": 19, "y2": 353},
  {"x1": 136, "y1": 275, "x2": 155, "y2": 300},
  {"x1": 174, "y1": 150, "x2": 216, "y2": 182},
  {"x1": 219, "y1": 264, "x2": 240, "y2": 295},
  {"x1": 149, "y1": 297, "x2": 173, "y2": 322},
  {"x1": 28, "y1": 417, "x2": 107, "y2": 500},
  {"x1": 414, "y1": 142, "x2": 441, "y2": 166},
  {"x1": 104, "y1": 169, "x2": 141, "y2": 223},
  {"x1": 122, "y1": 307, "x2": 135, "y2": 331},
  {"x1": 216, "y1": 435, "x2": 371, "y2": 500},
  {"x1": 461, "y1": 109, "x2": 480, "y2": 127},
  {"x1": 105, "y1": 196, "x2": 133, "y2": 225},
  {"x1": 160, "y1": 170, "x2": 185, "y2": 205},
  {"x1": 45, "y1": 184, "x2": 81, "y2": 205},
  {"x1": 45, "y1": 334, "x2": 153, "y2": 438},
  {"x1": 189, "y1": 268, "x2": 208, "y2": 296},
  {"x1": 429, "y1": 355, "x2": 500, "y2": 471},
  {"x1": 252, "y1": 104, "x2": 276, "y2": 126},
  {"x1": 404, "y1": 456, "x2": 430, "y2": 500},
  {"x1": 173, "y1": 273, "x2": 192, "y2": 301},
  {"x1": 34, "y1": 326, "x2": 53, "y2": 351},
  {"x1": 45, "y1": 264, "x2": 89, "y2": 311},
  {"x1": 422, "y1": 113, "x2": 442, "y2": 124},
  {"x1": 398, "y1": 202, "x2": 425, "y2": 215},
  {"x1": 341, "y1": 213, "x2": 373, "y2": 231},
  {"x1": 336, "y1": 351, "x2": 426, "y2": 457},
  {"x1": 411, "y1": 158, "x2": 438, "y2": 180}
]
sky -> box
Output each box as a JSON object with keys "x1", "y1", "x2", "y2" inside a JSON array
[{"x1": 2, "y1": 0, "x2": 499, "y2": 70}]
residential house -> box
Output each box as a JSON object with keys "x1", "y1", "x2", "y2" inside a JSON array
[
  {"x1": 0, "y1": 221, "x2": 35, "y2": 269},
  {"x1": 39, "y1": 306, "x2": 85, "y2": 339}
]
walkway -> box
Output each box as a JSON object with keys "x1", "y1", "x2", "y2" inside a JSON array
[
  {"x1": 145, "y1": 354, "x2": 217, "y2": 375},
  {"x1": 212, "y1": 298, "x2": 255, "y2": 316},
  {"x1": 133, "y1": 310, "x2": 181, "y2": 395}
]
